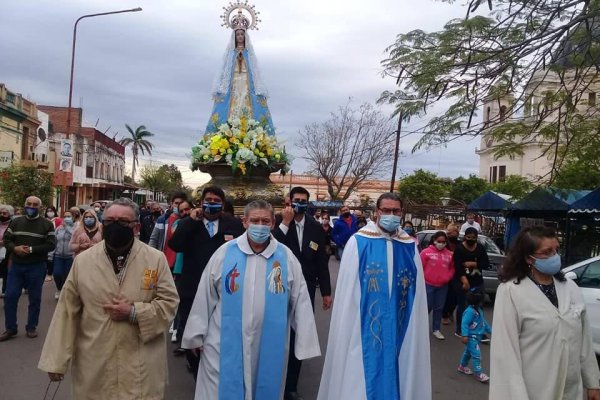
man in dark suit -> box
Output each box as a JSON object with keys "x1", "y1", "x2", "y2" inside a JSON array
[
  {"x1": 168, "y1": 186, "x2": 244, "y2": 378},
  {"x1": 273, "y1": 186, "x2": 332, "y2": 400}
]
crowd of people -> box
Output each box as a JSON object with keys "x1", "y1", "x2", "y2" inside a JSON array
[{"x1": 0, "y1": 189, "x2": 598, "y2": 400}]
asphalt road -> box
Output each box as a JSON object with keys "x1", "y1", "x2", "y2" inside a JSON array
[{"x1": 0, "y1": 259, "x2": 490, "y2": 400}]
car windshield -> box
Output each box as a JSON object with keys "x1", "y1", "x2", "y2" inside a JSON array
[{"x1": 479, "y1": 236, "x2": 502, "y2": 255}]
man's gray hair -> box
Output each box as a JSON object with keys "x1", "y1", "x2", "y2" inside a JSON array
[
  {"x1": 0, "y1": 205, "x2": 14, "y2": 216},
  {"x1": 105, "y1": 198, "x2": 140, "y2": 220},
  {"x1": 244, "y1": 200, "x2": 274, "y2": 219}
]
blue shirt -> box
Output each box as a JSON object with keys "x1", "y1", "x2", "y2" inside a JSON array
[{"x1": 461, "y1": 306, "x2": 492, "y2": 337}]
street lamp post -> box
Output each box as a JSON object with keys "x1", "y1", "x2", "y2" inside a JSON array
[
  {"x1": 389, "y1": 110, "x2": 403, "y2": 193},
  {"x1": 59, "y1": 7, "x2": 142, "y2": 212}
]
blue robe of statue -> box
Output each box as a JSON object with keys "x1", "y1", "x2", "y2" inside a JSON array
[{"x1": 207, "y1": 32, "x2": 274, "y2": 135}]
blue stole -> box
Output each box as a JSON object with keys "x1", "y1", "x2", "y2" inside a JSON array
[
  {"x1": 355, "y1": 235, "x2": 417, "y2": 400},
  {"x1": 207, "y1": 49, "x2": 275, "y2": 135},
  {"x1": 219, "y1": 240, "x2": 289, "y2": 399}
]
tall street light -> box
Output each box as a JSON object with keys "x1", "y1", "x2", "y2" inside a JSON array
[{"x1": 60, "y1": 7, "x2": 142, "y2": 212}]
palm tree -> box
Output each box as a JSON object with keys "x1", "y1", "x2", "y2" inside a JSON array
[{"x1": 119, "y1": 124, "x2": 154, "y2": 182}]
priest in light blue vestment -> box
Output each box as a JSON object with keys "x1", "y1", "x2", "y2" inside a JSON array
[
  {"x1": 182, "y1": 200, "x2": 320, "y2": 400},
  {"x1": 318, "y1": 193, "x2": 432, "y2": 400}
]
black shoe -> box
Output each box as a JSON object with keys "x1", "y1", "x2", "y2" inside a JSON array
[
  {"x1": 26, "y1": 329, "x2": 38, "y2": 338},
  {"x1": 0, "y1": 330, "x2": 17, "y2": 342},
  {"x1": 481, "y1": 335, "x2": 491, "y2": 344},
  {"x1": 285, "y1": 392, "x2": 304, "y2": 400}
]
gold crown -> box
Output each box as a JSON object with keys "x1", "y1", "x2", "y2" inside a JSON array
[{"x1": 221, "y1": 1, "x2": 260, "y2": 31}]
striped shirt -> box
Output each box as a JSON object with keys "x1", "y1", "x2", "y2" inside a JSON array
[{"x1": 4, "y1": 215, "x2": 56, "y2": 264}]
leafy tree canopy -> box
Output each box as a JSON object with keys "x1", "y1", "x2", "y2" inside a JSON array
[
  {"x1": 379, "y1": 0, "x2": 600, "y2": 184},
  {"x1": 0, "y1": 165, "x2": 53, "y2": 207},
  {"x1": 449, "y1": 174, "x2": 490, "y2": 205},
  {"x1": 491, "y1": 174, "x2": 534, "y2": 201},
  {"x1": 397, "y1": 169, "x2": 451, "y2": 204}
]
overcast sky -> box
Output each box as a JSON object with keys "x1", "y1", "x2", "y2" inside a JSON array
[{"x1": 1, "y1": 0, "x2": 481, "y2": 187}]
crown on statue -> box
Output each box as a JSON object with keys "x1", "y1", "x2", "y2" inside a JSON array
[{"x1": 221, "y1": 0, "x2": 261, "y2": 31}]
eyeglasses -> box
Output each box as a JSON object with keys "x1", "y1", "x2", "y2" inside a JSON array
[
  {"x1": 103, "y1": 219, "x2": 137, "y2": 227},
  {"x1": 378, "y1": 208, "x2": 402, "y2": 216}
]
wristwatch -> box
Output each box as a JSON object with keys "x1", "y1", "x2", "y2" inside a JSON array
[{"x1": 29, "y1": 246, "x2": 33, "y2": 254}]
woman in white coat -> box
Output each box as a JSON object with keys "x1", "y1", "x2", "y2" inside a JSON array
[{"x1": 490, "y1": 226, "x2": 600, "y2": 400}]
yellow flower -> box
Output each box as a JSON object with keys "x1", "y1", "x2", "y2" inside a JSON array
[
  {"x1": 275, "y1": 153, "x2": 281, "y2": 160},
  {"x1": 239, "y1": 163, "x2": 247, "y2": 175}
]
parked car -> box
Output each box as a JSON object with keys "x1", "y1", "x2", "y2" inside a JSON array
[
  {"x1": 562, "y1": 256, "x2": 600, "y2": 355},
  {"x1": 416, "y1": 230, "x2": 505, "y2": 300}
]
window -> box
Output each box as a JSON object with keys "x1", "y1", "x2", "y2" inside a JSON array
[
  {"x1": 578, "y1": 260, "x2": 600, "y2": 289},
  {"x1": 41, "y1": 154, "x2": 46, "y2": 162},
  {"x1": 490, "y1": 166, "x2": 498, "y2": 184},
  {"x1": 499, "y1": 165, "x2": 506, "y2": 182},
  {"x1": 499, "y1": 105, "x2": 507, "y2": 120},
  {"x1": 75, "y1": 152, "x2": 82, "y2": 167},
  {"x1": 589, "y1": 92, "x2": 596, "y2": 107}
]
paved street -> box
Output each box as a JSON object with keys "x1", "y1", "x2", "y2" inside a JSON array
[{"x1": 0, "y1": 259, "x2": 490, "y2": 400}]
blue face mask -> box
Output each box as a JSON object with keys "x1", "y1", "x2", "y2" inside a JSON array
[
  {"x1": 203, "y1": 202, "x2": 223, "y2": 215},
  {"x1": 379, "y1": 215, "x2": 401, "y2": 233},
  {"x1": 292, "y1": 202, "x2": 308, "y2": 214},
  {"x1": 532, "y1": 253, "x2": 562, "y2": 275},
  {"x1": 84, "y1": 217, "x2": 96, "y2": 227},
  {"x1": 247, "y1": 224, "x2": 271, "y2": 244},
  {"x1": 404, "y1": 226, "x2": 414, "y2": 235},
  {"x1": 172, "y1": 207, "x2": 180, "y2": 216},
  {"x1": 24, "y1": 206, "x2": 39, "y2": 218},
  {"x1": 63, "y1": 217, "x2": 74, "y2": 225}
]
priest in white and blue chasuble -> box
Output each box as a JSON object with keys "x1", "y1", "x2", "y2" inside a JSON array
[
  {"x1": 318, "y1": 193, "x2": 432, "y2": 400},
  {"x1": 182, "y1": 200, "x2": 320, "y2": 400}
]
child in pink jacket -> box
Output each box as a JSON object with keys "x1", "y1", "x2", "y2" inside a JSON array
[{"x1": 420, "y1": 230, "x2": 455, "y2": 340}]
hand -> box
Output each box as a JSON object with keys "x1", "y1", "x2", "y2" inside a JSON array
[
  {"x1": 322, "y1": 295, "x2": 333, "y2": 310},
  {"x1": 588, "y1": 389, "x2": 600, "y2": 400},
  {"x1": 461, "y1": 279, "x2": 470, "y2": 291},
  {"x1": 13, "y1": 245, "x2": 29, "y2": 256},
  {"x1": 103, "y1": 295, "x2": 133, "y2": 321},
  {"x1": 48, "y1": 372, "x2": 64, "y2": 381},
  {"x1": 461, "y1": 336, "x2": 468, "y2": 345},
  {"x1": 79, "y1": 243, "x2": 89, "y2": 250},
  {"x1": 281, "y1": 206, "x2": 294, "y2": 226},
  {"x1": 190, "y1": 208, "x2": 203, "y2": 221}
]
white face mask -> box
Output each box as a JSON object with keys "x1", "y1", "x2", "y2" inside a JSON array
[{"x1": 435, "y1": 242, "x2": 447, "y2": 251}]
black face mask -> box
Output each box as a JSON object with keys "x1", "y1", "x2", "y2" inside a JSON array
[
  {"x1": 342, "y1": 212, "x2": 351, "y2": 218},
  {"x1": 465, "y1": 239, "x2": 477, "y2": 246},
  {"x1": 152, "y1": 211, "x2": 162, "y2": 217},
  {"x1": 103, "y1": 223, "x2": 134, "y2": 253},
  {"x1": 448, "y1": 236, "x2": 458, "y2": 243},
  {"x1": 0, "y1": 216, "x2": 9, "y2": 222}
]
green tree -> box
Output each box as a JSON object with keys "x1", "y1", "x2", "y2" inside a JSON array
[
  {"x1": 119, "y1": 125, "x2": 154, "y2": 182},
  {"x1": 554, "y1": 160, "x2": 600, "y2": 190},
  {"x1": 139, "y1": 164, "x2": 170, "y2": 198},
  {"x1": 449, "y1": 175, "x2": 490, "y2": 205},
  {"x1": 379, "y1": 0, "x2": 600, "y2": 183},
  {"x1": 397, "y1": 169, "x2": 450, "y2": 204},
  {"x1": 491, "y1": 175, "x2": 533, "y2": 201},
  {"x1": 0, "y1": 165, "x2": 53, "y2": 206},
  {"x1": 157, "y1": 164, "x2": 183, "y2": 191}
]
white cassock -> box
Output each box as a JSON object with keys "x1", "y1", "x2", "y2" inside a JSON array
[
  {"x1": 490, "y1": 277, "x2": 600, "y2": 400},
  {"x1": 182, "y1": 233, "x2": 320, "y2": 400},
  {"x1": 318, "y1": 222, "x2": 432, "y2": 400}
]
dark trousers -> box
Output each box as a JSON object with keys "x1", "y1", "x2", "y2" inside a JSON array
[
  {"x1": 4, "y1": 261, "x2": 46, "y2": 331},
  {"x1": 53, "y1": 256, "x2": 73, "y2": 291},
  {"x1": 442, "y1": 283, "x2": 457, "y2": 319},
  {"x1": 177, "y1": 297, "x2": 200, "y2": 379},
  {"x1": 455, "y1": 284, "x2": 483, "y2": 335},
  {"x1": 0, "y1": 256, "x2": 8, "y2": 294},
  {"x1": 46, "y1": 259, "x2": 53, "y2": 276},
  {"x1": 285, "y1": 282, "x2": 317, "y2": 394}
]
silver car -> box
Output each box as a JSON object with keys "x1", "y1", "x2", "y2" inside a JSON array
[
  {"x1": 416, "y1": 230, "x2": 505, "y2": 300},
  {"x1": 563, "y1": 256, "x2": 600, "y2": 355}
]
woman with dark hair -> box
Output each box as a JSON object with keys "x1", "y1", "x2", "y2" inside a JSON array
[
  {"x1": 452, "y1": 227, "x2": 490, "y2": 338},
  {"x1": 490, "y1": 226, "x2": 600, "y2": 400},
  {"x1": 420, "y1": 231, "x2": 454, "y2": 340}
]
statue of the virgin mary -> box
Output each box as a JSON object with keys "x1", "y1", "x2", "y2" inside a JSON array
[{"x1": 207, "y1": 3, "x2": 274, "y2": 135}]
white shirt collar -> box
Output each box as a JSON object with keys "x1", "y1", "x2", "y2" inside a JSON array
[{"x1": 295, "y1": 215, "x2": 305, "y2": 228}]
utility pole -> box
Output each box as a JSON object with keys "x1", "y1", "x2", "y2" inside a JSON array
[{"x1": 389, "y1": 111, "x2": 403, "y2": 192}]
